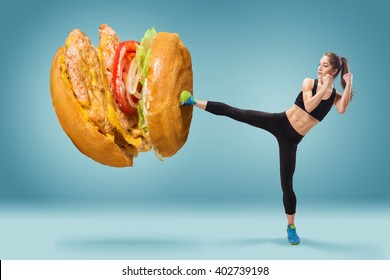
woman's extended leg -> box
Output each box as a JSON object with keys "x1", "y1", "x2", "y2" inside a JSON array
[
  {"x1": 195, "y1": 100, "x2": 207, "y2": 110},
  {"x1": 202, "y1": 101, "x2": 281, "y2": 135},
  {"x1": 186, "y1": 97, "x2": 279, "y2": 133}
]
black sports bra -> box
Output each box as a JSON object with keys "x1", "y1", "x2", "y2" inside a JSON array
[{"x1": 294, "y1": 79, "x2": 336, "y2": 121}]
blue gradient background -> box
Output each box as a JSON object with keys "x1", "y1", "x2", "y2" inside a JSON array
[{"x1": 1, "y1": 0, "x2": 390, "y2": 259}]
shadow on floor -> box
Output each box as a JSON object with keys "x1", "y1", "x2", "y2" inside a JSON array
[
  {"x1": 59, "y1": 236, "x2": 386, "y2": 259},
  {"x1": 61, "y1": 237, "x2": 198, "y2": 253},
  {"x1": 226, "y1": 237, "x2": 386, "y2": 259}
]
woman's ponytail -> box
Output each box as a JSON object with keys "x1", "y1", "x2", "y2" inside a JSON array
[
  {"x1": 340, "y1": 57, "x2": 349, "y2": 90},
  {"x1": 340, "y1": 57, "x2": 354, "y2": 100}
]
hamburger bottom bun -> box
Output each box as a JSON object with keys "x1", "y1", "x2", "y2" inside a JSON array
[
  {"x1": 146, "y1": 32, "x2": 193, "y2": 157},
  {"x1": 50, "y1": 46, "x2": 133, "y2": 167}
]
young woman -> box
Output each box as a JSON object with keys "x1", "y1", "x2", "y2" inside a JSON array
[{"x1": 180, "y1": 52, "x2": 353, "y2": 245}]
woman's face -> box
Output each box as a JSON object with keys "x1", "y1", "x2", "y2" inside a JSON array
[{"x1": 318, "y1": 55, "x2": 337, "y2": 79}]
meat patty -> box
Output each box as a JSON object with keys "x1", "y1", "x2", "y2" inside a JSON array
[{"x1": 65, "y1": 29, "x2": 112, "y2": 135}]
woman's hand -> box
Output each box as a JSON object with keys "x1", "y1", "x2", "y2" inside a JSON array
[
  {"x1": 343, "y1": 73, "x2": 353, "y2": 84},
  {"x1": 322, "y1": 74, "x2": 334, "y2": 88},
  {"x1": 334, "y1": 73, "x2": 353, "y2": 114}
]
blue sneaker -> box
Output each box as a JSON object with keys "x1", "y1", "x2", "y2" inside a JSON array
[
  {"x1": 180, "y1": 90, "x2": 197, "y2": 106},
  {"x1": 287, "y1": 225, "x2": 300, "y2": 245}
]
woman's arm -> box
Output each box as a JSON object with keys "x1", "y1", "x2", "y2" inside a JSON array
[
  {"x1": 334, "y1": 73, "x2": 353, "y2": 114},
  {"x1": 302, "y1": 75, "x2": 333, "y2": 113}
]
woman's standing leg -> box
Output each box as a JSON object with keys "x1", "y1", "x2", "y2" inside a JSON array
[
  {"x1": 278, "y1": 139, "x2": 301, "y2": 245},
  {"x1": 278, "y1": 140, "x2": 298, "y2": 216}
]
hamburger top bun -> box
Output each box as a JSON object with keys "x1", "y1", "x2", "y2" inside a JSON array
[
  {"x1": 50, "y1": 46, "x2": 133, "y2": 167},
  {"x1": 146, "y1": 32, "x2": 193, "y2": 157}
]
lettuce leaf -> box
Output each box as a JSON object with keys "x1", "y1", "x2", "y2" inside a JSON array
[
  {"x1": 136, "y1": 27, "x2": 157, "y2": 136},
  {"x1": 136, "y1": 27, "x2": 157, "y2": 85},
  {"x1": 137, "y1": 98, "x2": 147, "y2": 134}
]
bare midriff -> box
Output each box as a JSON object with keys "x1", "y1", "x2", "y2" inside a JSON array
[{"x1": 285, "y1": 105, "x2": 320, "y2": 136}]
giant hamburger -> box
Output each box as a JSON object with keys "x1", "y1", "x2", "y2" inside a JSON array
[{"x1": 50, "y1": 24, "x2": 193, "y2": 167}]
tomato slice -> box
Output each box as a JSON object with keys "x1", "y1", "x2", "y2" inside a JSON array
[{"x1": 112, "y1": 40, "x2": 140, "y2": 114}]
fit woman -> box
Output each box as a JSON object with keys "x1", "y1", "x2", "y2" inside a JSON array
[{"x1": 180, "y1": 52, "x2": 353, "y2": 245}]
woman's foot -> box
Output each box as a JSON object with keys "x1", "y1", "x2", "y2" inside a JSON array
[
  {"x1": 287, "y1": 225, "x2": 300, "y2": 245},
  {"x1": 180, "y1": 90, "x2": 197, "y2": 106}
]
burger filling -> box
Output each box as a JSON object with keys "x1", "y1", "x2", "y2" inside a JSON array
[
  {"x1": 98, "y1": 24, "x2": 150, "y2": 152},
  {"x1": 112, "y1": 27, "x2": 157, "y2": 137}
]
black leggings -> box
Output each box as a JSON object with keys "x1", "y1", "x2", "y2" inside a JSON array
[{"x1": 206, "y1": 101, "x2": 304, "y2": 215}]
